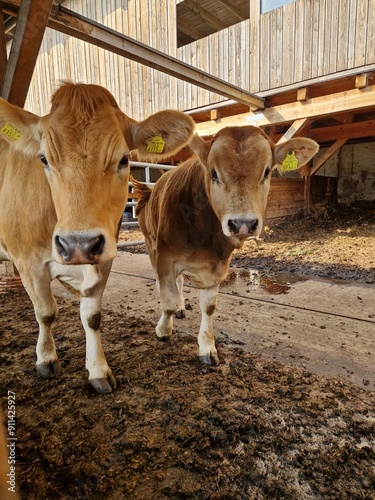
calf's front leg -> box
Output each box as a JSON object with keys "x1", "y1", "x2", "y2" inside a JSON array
[
  {"x1": 155, "y1": 271, "x2": 180, "y2": 340},
  {"x1": 198, "y1": 284, "x2": 220, "y2": 365}
]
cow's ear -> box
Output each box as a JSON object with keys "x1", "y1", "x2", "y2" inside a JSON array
[
  {"x1": 188, "y1": 134, "x2": 211, "y2": 165},
  {"x1": 132, "y1": 110, "x2": 195, "y2": 161},
  {"x1": 273, "y1": 138, "x2": 319, "y2": 168},
  {"x1": 0, "y1": 98, "x2": 41, "y2": 157}
]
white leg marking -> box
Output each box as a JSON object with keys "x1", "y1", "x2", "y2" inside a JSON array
[
  {"x1": 198, "y1": 284, "x2": 220, "y2": 365},
  {"x1": 79, "y1": 263, "x2": 115, "y2": 392}
]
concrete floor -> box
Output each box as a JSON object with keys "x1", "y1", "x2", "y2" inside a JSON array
[{"x1": 103, "y1": 252, "x2": 375, "y2": 391}]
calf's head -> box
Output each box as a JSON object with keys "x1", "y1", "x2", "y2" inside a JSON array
[
  {"x1": 190, "y1": 126, "x2": 319, "y2": 246},
  {"x1": 0, "y1": 83, "x2": 194, "y2": 264}
]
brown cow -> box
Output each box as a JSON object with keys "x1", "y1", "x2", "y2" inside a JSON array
[
  {"x1": 0, "y1": 83, "x2": 194, "y2": 393},
  {"x1": 133, "y1": 126, "x2": 319, "y2": 365}
]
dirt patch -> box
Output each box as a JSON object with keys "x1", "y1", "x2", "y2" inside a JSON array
[
  {"x1": 1, "y1": 204, "x2": 374, "y2": 499},
  {"x1": 0, "y1": 286, "x2": 374, "y2": 499}
]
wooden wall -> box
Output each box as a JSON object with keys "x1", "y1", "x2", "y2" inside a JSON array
[{"x1": 25, "y1": 0, "x2": 375, "y2": 119}]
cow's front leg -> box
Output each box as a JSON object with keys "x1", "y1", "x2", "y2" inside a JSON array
[
  {"x1": 155, "y1": 271, "x2": 180, "y2": 340},
  {"x1": 80, "y1": 293, "x2": 116, "y2": 394},
  {"x1": 21, "y1": 272, "x2": 62, "y2": 378},
  {"x1": 79, "y1": 262, "x2": 116, "y2": 394},
  {"x1": 198, "y1": 284, "x2": 220, "y2": 366}
]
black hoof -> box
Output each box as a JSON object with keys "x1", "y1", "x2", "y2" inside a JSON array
[
  {"x1": 89, "y1": 377, "x2": 116, "y2": 394},
  {"x1": 156, "y1": 333, "x2": 171, "y2": 343},
  {"x1": 36, "y1": 360, "x2": 62, "y2": 379},
  {"x1": 199, "y1": 353, "x2": 219, "y2": 366},
  {"x1": 175, "y1": 309, "x2": 186, "y2": 319}
]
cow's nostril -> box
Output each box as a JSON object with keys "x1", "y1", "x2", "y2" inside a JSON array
[
  {"x1": 89, "y1": 234, "x2": 105, "y2": 256},
  {"x1": 228, "y1": 219, "x2": 239, "y2": 234},
  {"x1": 55, "y1": 235, "x2": 70, "y2": 259},
  {"x1": 249, "y1": 219, "x2": 258, "y2": 232}
]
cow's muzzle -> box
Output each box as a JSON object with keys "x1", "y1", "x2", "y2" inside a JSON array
[
  {"x1": 227, "y1": 218, "x2": 259, "y2": 236},
  {"x1": 54, "y1": 232, "x2": 106, "y2": 264}
]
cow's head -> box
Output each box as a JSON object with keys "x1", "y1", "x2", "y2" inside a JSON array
[
  {"x1": 0, "y1": 83, "x2": 194, "y2": 264},
  {"x1": 190, "y1": 126, "x2": 319, "y2": 247}
]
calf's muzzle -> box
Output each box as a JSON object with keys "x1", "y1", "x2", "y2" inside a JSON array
[{"x1": 228, "y1": 218, "x2": 258, "y2": 235}]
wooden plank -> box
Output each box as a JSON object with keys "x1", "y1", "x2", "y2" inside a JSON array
[
  {"x1": 249, "y1": 0, "x2": 260, "y2": 93},
  {"x1": 1, "y1": 0, "x2": 53, "y2": 106},
  {"x1": 347, "y1": 0, "x2": 358, "y2": 68},
  {"x1": 336, "y1": 0, "x2": 350, "y2": 72},
  {"x1": 277, "y1": 118, "x2": 309, "y2": 144},
  {"x1": 294, "y1": 0, "x2": 304, "y2": 82},
  {"x1": 282, "y1": 2, "x2": 295, "y2": 86},
  {"x1": 328, "y1": 0, "x2": 339, "y2": 74},
  {"x1": 355, "y1": 0, "x2": 368, "y2": 67},
  {"x1": 367, "y1": 0, "x2": 375, "y2": 63},
  {"x1": 195, "y1": 84, "x2": 375, "y2": 136},
  {"x1": 310, "y1": 138, "x2": 348, "y2": 176},
  {"x1": 0, "y1": 9, "x2": 7, "y2": 89},
  {"x1": 259, "y1": 8, "x2": 270, "y2": 90}
]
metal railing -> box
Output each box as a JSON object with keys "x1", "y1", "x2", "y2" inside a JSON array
[{"x1": 117, "y1": 161, "x2": 176, "y2": 248}]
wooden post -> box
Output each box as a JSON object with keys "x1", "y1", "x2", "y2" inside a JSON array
[{"x1": 304, "y1": 174, "x2": 311, "y2": 215}]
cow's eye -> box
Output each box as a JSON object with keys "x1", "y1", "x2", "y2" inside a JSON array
[
  {"x1": 263, "y1": 166, "x2": 271, "y2": 179},
  {"x1": 40, "y1": 154, "x2": 48, "y2": 166},
  {"x1": 118, "y1": 155, "x2": 129, "y2": 170},
  {"x1": 211, "y1": 169, "x2": 219, "y2": 183}
]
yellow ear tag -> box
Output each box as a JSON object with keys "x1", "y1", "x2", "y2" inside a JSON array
[
  {"x1": 282, "y1": 150, "x2": 299, "y2": 172},
  {"x1": 146, "y1": 135, "x2": 165, "y2": 154},
  {"x1": 1, "y1": 122, "x2": 22, "y2": 142}
]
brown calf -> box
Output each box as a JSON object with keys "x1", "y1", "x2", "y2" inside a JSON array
[{"x1": 133, "y1": 126, "x2": 319, "y2": 365}]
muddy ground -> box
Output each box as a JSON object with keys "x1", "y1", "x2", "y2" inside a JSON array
[{"x1": 0, "y1": 204, "x2": 374, "y2": 499}]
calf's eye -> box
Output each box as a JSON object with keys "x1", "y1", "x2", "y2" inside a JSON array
[
  {"x1": 211, "y1": 169, "x2": 219, "y2": 183},
  {"x1": 40, "y1": 155, "x2": 48, "y2": 166}
]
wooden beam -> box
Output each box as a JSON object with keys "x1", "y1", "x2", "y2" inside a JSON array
[
  {"x1": 355, "y1": 73, "x2": 369, "y2": 89},
  {"x1": 277, "y1": 118, "x2": 309, "y2": 144},
  {"x1": 307, "y1": 119, "x2": 375, "y2": 143},
  {"x1": 195, "y1": 84, "x2": 375, "y2": 135},
  {"x1": 297, "y1": 87, "x2": 309, "y2": 101},
  {"x1": 183, "y1": 0, "x2": 227, "y2": 31},
  {"x1": 0, "y1": 9, "x2": 7, "y2": 90},
  {"x1": 177, "y1": 18, "x2": 205, "y2": 41},
  {"x1": 310, "y1": 139, "x2": 348, "y2": 176},
  {"x1": 215, "y1": 0, "x2": 248, "y2": 22},
  {"x1": 1, "y1": 0, "x2": 53, "y2": 107}
]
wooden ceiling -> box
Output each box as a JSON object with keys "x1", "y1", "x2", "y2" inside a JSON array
[{"x1": 177, "y1": 0, "x2": 249, "y2": 47}]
